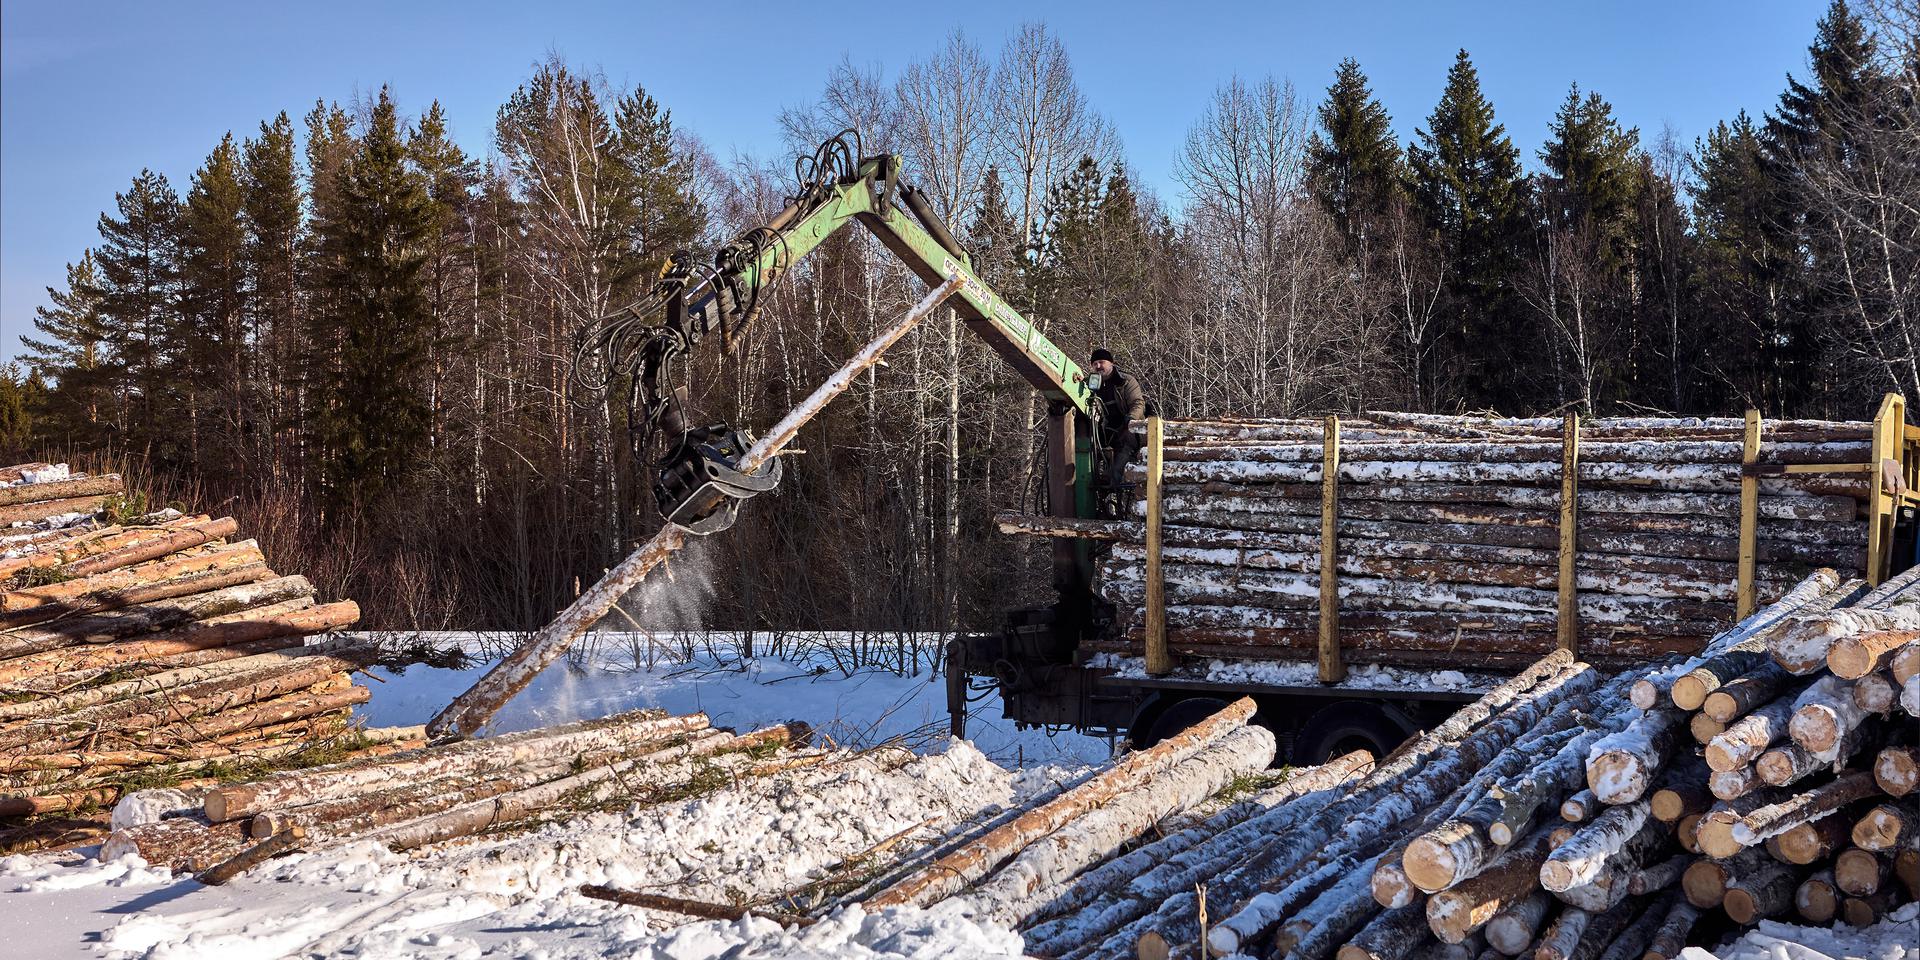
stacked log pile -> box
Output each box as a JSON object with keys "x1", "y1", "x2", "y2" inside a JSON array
[
  {"x1": 999, "y1": 413, "x2": 1879, "y2": 669},
  {"x1": 104, "y1": 708, "x2": 815, "y2": 877},
  {"x1": 0, "y1": 463, "x2": 367, "y2": 851},
  {"x1": 913, "y1": 569, "x2": 1917, "y2": 958}
]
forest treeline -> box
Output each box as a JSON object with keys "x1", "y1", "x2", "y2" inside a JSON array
[{"x1": 3, "y1": 1, "x2": 1916, "y2": 635}]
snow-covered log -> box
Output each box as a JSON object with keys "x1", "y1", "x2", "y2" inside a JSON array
[
  {"x1": 201, "y1": 708, "x2": 695, "y2": 821},
  {"x1": 1531, "y1": 904, "x2": 1590, "y2": 960},
  {"x1": 1539, "y1": 800, "x2": 1650, "y2": 892},
  {"x1": 1711, "y1": 765, "x2": 1763, "y2": 801},
  {"x1": 1874, "y1": 746, "x2": 1920, "y2": 797},
  {"x1": 1853, "y1": 672, "x2": 1899, "y2": 713},
  {"x1": 1670, "y1": 651, "x2": 1773, "y2": 711},
  {"x1": 1423, "y1": 825, "x2": 1557, "y2": 943},
  {"x1": 1559, "y1": 789, "x2": 1597, "y2": 823},
  {"x1": 1594, "y1": 893, "x2": 1675, "y2": 960},
  {"x1": 868, "y1": 696, "x2": 1256, "y2": 909},
  {"x1": 964, "y1": 724, "x2": 1276, "y2": 927},
  {"x1": 1586, "y1": 707, "x2": 1687, "y2": 804},
  {"x1": 1786, "y1": 675, "x2": 1870, "y2": 757},
  {"x1": 1772, "y1": 606, "x2": 1920, "y2": 675},
  {"x1": 101, "y1": 815, "x2": 251, "y2": 872},
  {"x1": 1696, "y1": 788, "x2": 1794, "y2": 858},
  {"x1": 1828, "y1": 633, "x2": 1920, "y2": 680},
  {"x1": 1702, "y1": 663, "x2": 1794, "y2": 723},
  {"x1": 1481, "y1": 889, "x2": 1551, "y2": 955},
  {"x1": 1706, "y1": 694, "x2": 1799, "y2": 772}
]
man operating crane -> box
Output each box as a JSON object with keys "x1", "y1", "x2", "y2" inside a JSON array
[{"x1": 1086, "y1": 347, "x2": 1150, "y2": 491}]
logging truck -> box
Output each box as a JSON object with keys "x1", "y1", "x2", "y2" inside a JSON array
[{"x1": 950, "y1": 398, "x2": 1920, "y2": 764}]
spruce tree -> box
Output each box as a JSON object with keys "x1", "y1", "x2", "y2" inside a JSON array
[
  {"x1": 1692, "y1": 113, "x2": 1799, "y2": 408},
  {"x1": 93, "y1": 168, "x2": 183, "y2": 446},
  {"x1": 21, "y1": 252, "x2": 111, "y2": 439},
  {"x1": 180, "y1": 133, "x2": 251, "y2": 465},
  {"x1": 967, "y1": 165, "x2": 1022, "y2": 294},
  {"x1": 308, "y1": 87, "x2": 436, "y2": 512},
  {"x1": 1538, "y1": 84, "x2": 1641, "y2": 259},
  {"x1": 1407, "y1": 50, "x2": 1532, "y2": 409},
  {"x1": 613, "y1": 86, "x2": 705, "y2": 273},
  {"x1": 1307, "y1": 58, "x2": 1405, "y2": 246}
]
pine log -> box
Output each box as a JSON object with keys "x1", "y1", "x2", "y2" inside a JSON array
[
  {"x1": 1641, "y1": 899, "x2": 1700, "y2": 960},
  {"x1": 1540, "y1": 800, "x2": 1651, "y2": 892},
  {"x1": 1482, "y1": 890, "x2": 1553, "y2": 955},
  {"x1": 0, "y1": 495, "x2": 111, "y2": 525},
  {"x1": 1424, "y1": 826, "x2": 1557, "y2": 943},
  {"x1": 0, "y1": 647, "x2": 332, "y2": 724},
  {"x1": 1851, "y1": 800, "x2": 1918, "y2": 851},
  {"x1": 577, "y1": 885, "x2": 816, "y2": 927},
  {"x1": 1531, "y1": 906, "x2": 1590, "y2": 960},
  {"x1": 0, "y1": 601, "x2": 357, "y2": 685},
  {"x1": 0, "y1": 540, "x2": 264, "y2": 614},
  {"x1": 1701, "y1": 667, "x2": 1793, "y2": 725},
  {"x1": 1773, "y1": 814, "x2": 1851, "y2": 864},
  {"x1": 1840, "y1": 891, "x2": 1896, "y2": 926},
  {"x1": 198, "y1": 825, "x2": 305, "y2": 885},
  {"x1": 1630, "y1": 854, "x2": 1693, "y2": 895},
  {"x1": 1721, "y1": 858, "x2": 1799, "y2": 924},
  {"x1": 1773, "y1": 606, "x2": 1920, "y2": 675},
  {"x1": 1853, "y1": 672, "x2": 1899, "y2": 713},
  {"x1": 1834, "y1": 847, "x2": 1889, "y2": 896},
  {"x1": 1874, "y1": 746, "x2": 1920, "y2": 797},
  {"x1": 0, "y1": 785, "x2": 119, "y2": 816},
  {"x1": 965, "y1": 724, "x2": 1276, "y2": 927},
  {"x1": 1670, "y1": 652, "x2": 1772, "y2": 711},
  {"x1": 1587, "y1": 708, "x2": 1688, "y2": 804},
  {"x1": 1894, "y1": 642, "x2": 1920, "y2": 685},
  {"x1": 201, "y1": 708, "x2": 699, "y2": 821},
  {"x1": 136, "y1": 684, "x2": 369, "y2": 748},
  {"x1": 1796, "y1": 868, "x2": 1839, "y2": 922},
  {"x1": 1682, "y1": 848, "x2": 1767, "y2": 908},
  {"x1": 362, "y1": 724, "x2": 802, "y2": 852},
  {"x1": 1710, "y1": 766, "x2": 1763, "y2": 802},
  {"x1": 1705, "y1": 698, "x2": 1796, "y2": 773},
  {"x1": 1828, "y1": 634, "x2": 1920, "y2": 680},
  {"x1": 1335, "y1": 904, "x2": 1431, "y2": 960},
  {"x1": 0, "y1": 574, "x2": 315, "y2": 659},
  {"x1": 0, "y1": 519, "x2": 216, "y2": 579},
  {"x1": 865, "y1": 697, "x2": 1256, "y2": 909},
  {"x1": 101, "y1": 816, "x2": 251, "y2": 872},
  {"x1": 59, "y1": 517, "x2": 242, "y2": 579},
  {"x1": 1689, "y1": 713, "x2": 1727, "y2": 745},
  {"x1": 0, "y1": 473, "x2": 122, "y2": 507},
  {"x1": 1732, "y1": 770, "x2": 1881, "y2": 846},
  {"x1": 1788, "y1": 678, "x2": 1872, "y2": 759}
]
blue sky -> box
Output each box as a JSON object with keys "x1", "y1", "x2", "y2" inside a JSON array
[{"x1": 1, "y1": 1, "x2": 1831, "y2": 363}]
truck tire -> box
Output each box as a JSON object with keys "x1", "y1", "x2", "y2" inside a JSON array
[
  {"x1": 1131, "y1": 695, "x2": 1231, "y2": 749},
  {"x1": 1292, "y1": 700, "x2": 1413, "y2": 764}
]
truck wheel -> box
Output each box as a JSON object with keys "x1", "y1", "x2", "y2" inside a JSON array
[
  {"x1": 1293, "y1": 701, "x2": 1413, "y2": 764},
  {"x1": 1132, "y1": 695, "x2": 1231, "y2": 749}
]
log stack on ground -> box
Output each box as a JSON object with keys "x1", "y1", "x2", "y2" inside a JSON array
[
  {"x1": 857, "y1": 572, "x2": 1916, "y2": 958},
  {"x1": 102, "y1": 708, "x2": 821, "y2": 876},
  {"x1": 995, "y1": 413, "x2": 1878, "y2": 669},
  {"x1": 0, "y1": 463, "x2": 370, "y2": 853}
]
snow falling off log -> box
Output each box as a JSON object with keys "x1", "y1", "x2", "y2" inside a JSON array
[{"x1": 428, "y1": 276, "x2": 966, "y2": 738}]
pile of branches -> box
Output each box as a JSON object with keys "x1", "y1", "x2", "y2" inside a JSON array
[
  {"x1": 104, "y1": 708, "x2": 812, "y2": 879},
  {"x1": 991, "y1": 569, "x2": 1917, "y2": 959},
  {"x1": 1010, "y1": 413, "x2": 1877, "y2": 668},
  {"x1": 0, "y1": 462, "x2": 367, "y2": 852}
]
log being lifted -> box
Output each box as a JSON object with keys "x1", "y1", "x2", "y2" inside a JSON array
[{"x1": 429, "y1": 276, "x2": 966, "y2": 738}]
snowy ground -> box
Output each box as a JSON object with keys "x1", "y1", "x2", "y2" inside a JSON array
[{"x1": 0, "y1": 631, "x2": 1108, "y2": 959}]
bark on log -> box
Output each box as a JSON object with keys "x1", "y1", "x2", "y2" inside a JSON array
[
  {"x1": 1560, "y1": 789, "x2": 1598, "y2": 823},
  {"x1": 60, "y1": 518, "x2": 241, "y2": 579},
  {"x1": 0, "y1": 495, "x2": 112, "y2": 525},
  {"x1": 1630, "y1": 855, "x2": 1693, "y2": 895},
  {"x1": 1689, "y1": 713, "x2": 1727, "y2": 745},
  {"x1": 198, "y1": 826, "x2": 305, "y2": 885},
  {"x1": 578, "y1": 885, "x2": 816, "y2": 927},
  {"x1": 1650, "y1": 778, "x2": 1713, "y2": 824},
  {"x1": 1540, "y1": 800, "x2": 1651, "y2": 892},
  {"x1": 101, "y1": 816, "x2": 251, "y2": 872},
  {"x1": 0, "y1": 574, "x2": 315, "y2": 659},
  {"x1": 1482, "y1": 891, "x2": 1553, "y2": 955},
  {"x1": 1721, "y1": 859, "x2": 1799, "y2": 924},
  {"x1": 965, "y1": 724, "x2": 1277, "y2": 927},
  {"x1": 137, "y1": 684, "x2": 369, "y2": 748},
  {"x1": 0, "y1": 540, "x2": 264, "y2": 614},
  {"x1": 1710, "y1": 766, "x2": 1763, "y2": 802},
  {"x1": 0, "y1": 601, "x2": 358, "y2": 685},
  {"x1": 866, "y1": 697, "x2": 1256, "y2": 909},
  {"x1": 1773, "y1": 814, "x2": 1850, "y2": 864},
  {"x1": 1731, "y1": 771, "x2": 1880, "y2": 846},
  {"x1": 1642, "y1": 899, "x2": 1700, "y2": 959},
  {"x1": 1335, "y1": 904, "x2": 1431, "y2": 960},
  {"x1": 1670, "y1": 652, "x2": 1772, "y2": 711},
  {"x1": 1595, "y1": 894, "x2": 1676, "y2": 960},
  {"x1": 1787, "y1": 676, "x2": 1870, "y2": 757},
  {"x1": 1424, "y1": 826, "x2": 1558, "y2": 943},
  {"x1": 1697, "y1": 789, "x2": 1793, "y2": 859},
  {"x1": 0, "y1": 474, "x2": 122, "y2": 507},
  {"x1": 201, "y1": 708, "x2": 698, "y2": 821},
  {"x1": 1531, "y1": 905, "x2": 1590, "y2": 960},
  {"x1": 1773, "y1": 606, "x2": 1920, "y2": 675},
  {"x1": 1707, "y1": 695, "x2": 1799, "y2": 772},
  {"x1": 1586, "y1": 708, "x2": 1688, "y2": 805},
  {"x1": 1681, "y1": 848, "x2": 1767, "y2": 908},
  {"x1": 0, "y1": 519, "x2": 224, "y2": 580},
  {"x1": 1840, "y1": 891, "x2": 1896, "y2": 926},
  {"x1": 1702, "y1": 664, "x2": 1794, "y2": 724}
]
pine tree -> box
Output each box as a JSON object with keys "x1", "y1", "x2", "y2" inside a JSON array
[
  {"x1": 1407, "y1": 50, "x2": 1533, "y2": 409},
  {"x1": 308, "y1": 86, "x2": 437, "y2": 512},
  {"x1": 0, "y1": 366, "x2": 35, "y2": 456},
  {"x1": 1307, "y1": 58, "x2": 1406, "y2": 247},
  {"x1": 242, "y1": 111, "x2": 303, "y2": 465},
  {"x1": 180, "y1": 132, "x2": 251, "y2": 466},
  {"x1": 93, "y1": 168, "x2": 183, "y2": 448},
  {"x1": 20, "y1": 252, "x2": 110, "y2": 439},
  {"x1": 613, "y1": 86, "x2": 705, "y2": 272},
  {"x1": 409, "y1": 101, "x2": 480, "y2": 479}
]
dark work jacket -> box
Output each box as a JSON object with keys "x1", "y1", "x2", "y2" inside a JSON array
[{"x1": 1095, "y1": 369, "x2": 1147, "y2": 438}]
